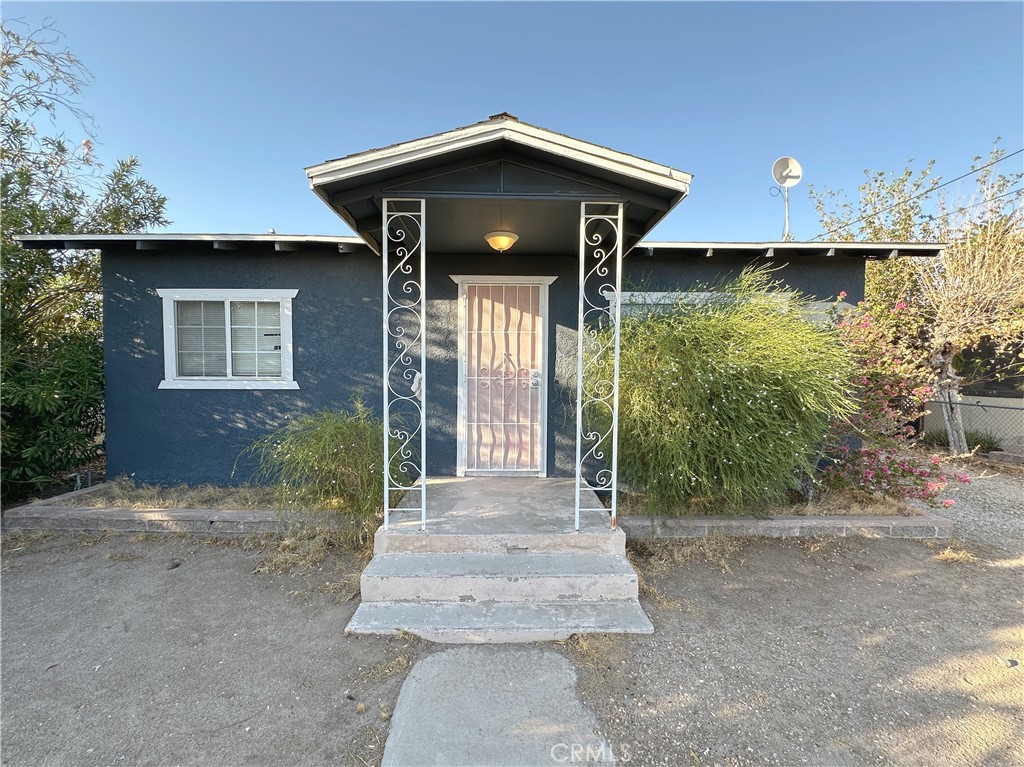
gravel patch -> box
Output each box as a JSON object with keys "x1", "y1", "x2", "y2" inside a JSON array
[{"x1": 931, "y1": 463, "x2": 1024, "y2": 554}]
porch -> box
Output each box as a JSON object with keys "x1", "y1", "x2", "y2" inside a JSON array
[
  {"x1": 305, "y1": 113, "x2": 693, "y2": 535},
  {"x1": 309, "y1": 115, "x2": 690, "y2": 640}
]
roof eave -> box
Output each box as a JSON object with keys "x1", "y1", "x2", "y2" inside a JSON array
[
  {"x1": 14, "y1": 233, "x2": 372, "y2": 253},
  {"x1": 634, "y1": 241, "x2": 945, "y2": 259},
  {"x1": 305, "y1": 120, "x2": 692, "y2": 196}
]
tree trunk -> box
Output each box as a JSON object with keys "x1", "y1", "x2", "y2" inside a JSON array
[{"x1": 932, "y1": 348, "x2": 969, "y2": 454}]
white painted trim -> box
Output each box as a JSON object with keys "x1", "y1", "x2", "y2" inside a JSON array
[
  {"x1": 158, "y1": 379, "x2": 300, "y2": 390},
  {"x1": 452, "y1": 275, "x2": 556, "y2": 478},
  {"x1": 19, "y1": 234, "x2": 362, "y2": 244},
  {"x1": 306, "y1": 119, "x2": 692, "y2": 193},
  {"x1": 603, "y1": 290, "x2": 855, "y2": 326},
  {"x1": 156, "y1": 289, "x2": 299, "y2": 300},
  {"x1": 456, "y1": 281, "x2": 467, "y2": 476},
  {"x1": 449, "y1": 274, "x2": 558, "y2": 287},
  {"x1": 156, "y1": 288, "x2": 298, "y2": 390}
]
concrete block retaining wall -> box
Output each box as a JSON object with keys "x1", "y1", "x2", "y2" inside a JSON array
[
  {"x1": 618, "y1": 514, "x2": 952, "y2": 540},
  {"x1": 4, "y1": 501, "x2": 953, "y2": 540}
]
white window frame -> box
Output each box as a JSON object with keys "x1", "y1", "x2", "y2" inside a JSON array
[
  {"x1": 156, "y1": 288, "x2": 299, "y2": 390},
  {"x1": 604, "y1": 290, "x2": 854, "y2": 325}
]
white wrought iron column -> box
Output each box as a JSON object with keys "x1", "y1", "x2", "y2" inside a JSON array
[
  {"x1": 382, "y1": 198, "x2": 427, "y2": 530},
  {"x1": 574, "y1": 201, "x2": 624, "y2": 531}
]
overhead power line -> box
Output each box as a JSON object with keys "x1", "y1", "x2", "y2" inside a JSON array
[
  {"x1": 917, "y1": 187, "x2": 1023, "y2": 222},
  {"x1": 811, "y1": 148, "x2": 1024, "y2": 241}
]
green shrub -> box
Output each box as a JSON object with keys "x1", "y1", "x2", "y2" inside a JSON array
[
  {"x1": 607, "y1": 267, "x2": 855, "y2": 514},
  {"x1": 240, "y1": 398, "x2": 391, "y2": 518},
  {"x1": 0, "y1": 331, "x2": 105, "y2": 503}
]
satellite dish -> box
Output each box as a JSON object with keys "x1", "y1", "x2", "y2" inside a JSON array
[{"x1": 772, "y1": 156, "x2": 803, "y2": 188}]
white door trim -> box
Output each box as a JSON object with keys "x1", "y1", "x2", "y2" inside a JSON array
[{"x1": 451, "y1": 275, "x2": 557, "y2": 478}]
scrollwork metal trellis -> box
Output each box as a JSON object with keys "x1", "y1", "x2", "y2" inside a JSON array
[
  {"x1": 574, "y1": 202, "x2": 624, "y2": 530},
  {"x1": 382, "y1": 198, "x2": 426, "y2": 530}
]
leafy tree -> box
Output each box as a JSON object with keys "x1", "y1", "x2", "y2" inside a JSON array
[
  {"x1": 809, "y1": 144, "x2": 1024, "y2": 454},
  {"x1": 1, "y1": 20, "x2": 169, "y2": 501}
]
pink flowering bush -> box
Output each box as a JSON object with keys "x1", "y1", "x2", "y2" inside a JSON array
[
  {"x1": 828, "y1": 297, "x2": 932, "y2": 439},
  {"x1": 823, "y1": 443, "x2": 970, "y2": 508},
  {"x1": 822, "y1": 298, "x2": 968, "y2": 507}
]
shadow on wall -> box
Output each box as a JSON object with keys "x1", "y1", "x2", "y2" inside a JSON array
[{"x1": 104, "y1": 250, "x2": 387, "y2": 486}]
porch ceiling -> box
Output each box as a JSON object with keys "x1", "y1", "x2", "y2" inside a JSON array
[{"x1": 305, "y1": 114, "x2": 692, "y2": 255}]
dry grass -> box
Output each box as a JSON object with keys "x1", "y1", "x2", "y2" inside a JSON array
[
  {"x1": 785, "y1": 488, "x2": 917, "y2": 517},
  {"x1": 318, "y1": 574, "x2": 361, "y2": 602},
  {"x1": 73, "y1": 530, "x2": 116, "y2": 547},
  {"x1": 0, "y1": 529, "x2": 56, "y2": 554},
  {"x1": 627, "y1": 534, "x2": 745, "y2": 575},
  {"x1": 355, "y1": 634, "x2": 424, "y2": 684},
  {"x1": 930, "y1": 539, "x2": 980, "y2": 565},
  {"x1": 625, "y1": 535, "x2": 747, "y2": 610},
  {"x1": 253, "y1": 528, "x2": 342, "y2": 573},
  {"x1": 105, "y1": 551, "x2": 143, "y2": 562},
  {"x1": 562, "y1": 633, "x2": 620, "y2": 668},
  {"x1": 636, "y1": 569, "x2": 680, "y2": 608},
  {"x1": 619, "y1": 487, "x2": 920, "y2": 519},
  {"x1": 48, "y1": 476, "x2": 277, "y2": 510},
  {"x1": 345, "y1": 725, "x2": 385, "y2": 767}
]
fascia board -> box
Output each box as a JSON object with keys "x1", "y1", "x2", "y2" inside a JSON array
[{"x1": 306, "y1": 122, "x2": 692, "y2": 194}]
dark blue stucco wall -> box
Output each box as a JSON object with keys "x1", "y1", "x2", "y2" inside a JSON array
[
  {"x1": 102, "y1": 249, "x2": 382, "y2": 484},
  {"x1": 102, "y1": 248, "x2": 864, "y2": 485}
]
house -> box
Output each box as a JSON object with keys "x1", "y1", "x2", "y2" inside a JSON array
[{"x1": 19, "y1": 114, "x2": 943, "y2": 525}]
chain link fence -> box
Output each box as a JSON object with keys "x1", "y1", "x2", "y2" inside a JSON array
[{"x1": 921, "y1": 399, "x2": 1024, "y2": 455}]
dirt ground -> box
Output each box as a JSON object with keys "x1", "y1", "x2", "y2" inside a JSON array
[
  {"x1": 2, "y1": 467, "x2": 1021, "y2": 767},
  {"x1": 568, "y1": 535, "x2": 1023, "y2": 767},
  {"x1": 0, "y1": 534, "x2": 428, "y2": 767}
]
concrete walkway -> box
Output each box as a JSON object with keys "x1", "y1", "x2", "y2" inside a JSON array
[{"x1": 382, "y1": 646, "x2": 615, "y2": 766}]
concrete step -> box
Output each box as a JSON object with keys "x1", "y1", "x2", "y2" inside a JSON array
[
  {"x1": 374, "y1": 527, "x2": 626, "y2": 555},
  {"x1": 346, "y1": 600, "x2": 654, "y2": 643},
  {"x1": 359, "y1": 552, "x2": 639, "y2": 603}
]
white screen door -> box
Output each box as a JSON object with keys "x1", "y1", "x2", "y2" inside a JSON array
[{"x1": 456, "y1": 277, "x2": 553, "y2": 476}]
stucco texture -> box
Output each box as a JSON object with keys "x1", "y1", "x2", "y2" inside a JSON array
[{"x1": 102, "y1": 247, "x2": 864, "y2": 484}]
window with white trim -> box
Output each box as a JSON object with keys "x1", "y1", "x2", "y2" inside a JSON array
[
  {"x1": 604, "y1": 290, "x2": 853, "y2": 325},
  {"x1": 156, "y1": 289, "x2": 299, "y2": 390}
]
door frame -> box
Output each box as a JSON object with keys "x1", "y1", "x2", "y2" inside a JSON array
[{"x1": 451, "y1": 274, "x2": 557, "y2": 478}]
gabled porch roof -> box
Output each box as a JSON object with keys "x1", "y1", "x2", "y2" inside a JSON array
[{"x1": 305, "y1": 113, "x2": 693, "y2": 255}]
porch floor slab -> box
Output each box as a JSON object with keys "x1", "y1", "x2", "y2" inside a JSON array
[{"x1": 388, "y1": 476, "x2": 612, "y2": 534}]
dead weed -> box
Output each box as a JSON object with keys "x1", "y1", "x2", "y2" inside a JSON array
[
  {"x1": 105, "y1": 552, "x2": 143, "y2": 563},
  {"x1": 787, "y1": 488, "x2": 915, "y2": 517},
  {"x1": 345, "y1": 725, "x2": 385, "y2": 767},
  {"x1": 0, "y1": 529, "x2": 56, "y2": 554},
  {"x1": 253, "y1": 527, "x2": 372, "y2": 575},
  {"x1": 928, "y1": 539, "x2": 980, "y2": 565},
  {"x1": 50, "y1": 476, "x2": 278, "y2": 511},
  {"x1": 627, "y1": 534, "x2": 745, "y2": 575},
  {"x1": 74, "y1": 530, "x2": 116, "y2": 547},
  {"x1": 636, "y1": 569, "x2": 680, "y2": 608},
  {"x1": 355, "y1": 634, "x2": 425, "y2": 684},
  {"x1": 318, "y1": 574, "x2": 361, "y2": 602}
]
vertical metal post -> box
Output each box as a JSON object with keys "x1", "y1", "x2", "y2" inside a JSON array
[
  {"x1": 382, "y1": 198, "x2": 427, "y2": 531},
  {"x1": 574, "y1": 202, "x2": 624, "y2": 531}
]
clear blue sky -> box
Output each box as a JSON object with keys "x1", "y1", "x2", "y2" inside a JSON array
[{"x1": 7, "y1": 1, "x2": 1023, "y2": 242}]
